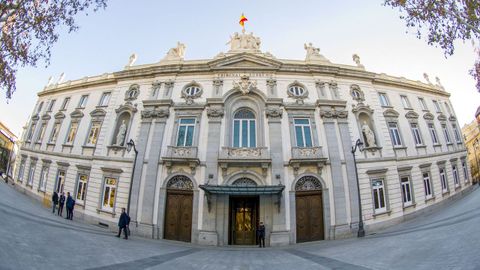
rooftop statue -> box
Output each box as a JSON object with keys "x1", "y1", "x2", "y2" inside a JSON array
[
  {"x1": 57, "y1": 72, "x2": 65, "y2": 84},
  {"x1": 304, "y1": 42, "x2": 329, "y2": 62},
  {"x1": 126, "y1": 53, "x2": 137, "y2": 67},
  {"x1": 423, "y1": 73, "x2": 433, "y2": 84},
  {"x1": 227, "y1": 31, "x2": 261, "y2": 52},
  {"x1": 162, "y1": 42, "x2": 186, "y2": 61},
  {"x1": 352, "y1": 54, "x2": 365, "y2": 69}
]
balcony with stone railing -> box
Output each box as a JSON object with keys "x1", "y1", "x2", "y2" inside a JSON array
[
  {"x1": 289, "y1": 146, "x2": 328, "y2": 175},
  {"x1": 162, "y1": 146, "x2": 200, "y2": 174},
  {"x1": 218, "y1": 147, "x2": 271, "y2": 177}
]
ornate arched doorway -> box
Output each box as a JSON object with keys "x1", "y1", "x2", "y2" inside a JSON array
[
  {"x1": 295, "y1": 176, "x2": 324, "y2": 242},
  {"x1": 229, "y1": 178, "x2": 259, "y2": 245},
  {"x1": 164, "y1": 175, "x2": 194, "y2": 242}
]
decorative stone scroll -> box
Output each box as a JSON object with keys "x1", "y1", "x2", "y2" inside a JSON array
[
  {"x1": 295, "y1": 176, "x2": 322, "y2": 191},
  {"x1": 167, "y1": 175, "x2": 194, "y2": 190},
  {"x1": 319, "y1": 107, "x2": 348, "y2": 119},
  {"x1": 206, "y1": 107, "x2": 224, "y2": 119},
  {"x1": 141, "y1": 109, "x2": 169, "y2": 119},
  {"x1": 265, "y1": 106, "x2": 283, "y2": 118}
]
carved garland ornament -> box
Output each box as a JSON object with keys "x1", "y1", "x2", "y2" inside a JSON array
[{"x1": 141, "y1": 109, "x2": 169, "y2": 119}]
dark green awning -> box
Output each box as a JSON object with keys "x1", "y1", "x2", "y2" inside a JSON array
[{"x1": 199, "y1": 184, "x2": 285, "y2": 195}]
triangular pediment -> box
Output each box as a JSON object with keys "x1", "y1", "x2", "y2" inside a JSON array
[{"x1": 208, "y1": 53, "x2": 282, "y2": 70}]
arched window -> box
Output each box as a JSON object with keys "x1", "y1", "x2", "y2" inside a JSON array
[
  {"x1": 232, "y1": 178, "x2": 257, "y2": 186},
  {"x1": 233, "y1": 108, "x2": 256, "y2": 148},
  {"x1": 295, "y1": 176, "x2": 322, "y2": 191},
  {"x1": 167, "y1": 175, "x2": 194, "y2": 190}
]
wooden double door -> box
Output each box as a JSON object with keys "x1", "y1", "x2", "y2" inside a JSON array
[
  {"x1": 229, "y1": 196, "x2": 259, "y2": 245},
  {"x1": 164, "y1": 190, "x2": 193, "y2": 242},
  {"x1": 295, "y1": 191, "x2": 324, "y2": 243}
]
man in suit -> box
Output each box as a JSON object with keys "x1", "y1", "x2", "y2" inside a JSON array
[
  {"x1": 117, "y1": 208, "x2": 131, "y2": 240},
  {"x1": 257, "y1": 222, "x2": 265, "y2": 248},
  {"x1": 65, "y1": 192, "x2": 75, "y2": 220}
]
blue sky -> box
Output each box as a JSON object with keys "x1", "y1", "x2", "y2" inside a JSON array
[{"x1": 1, "y1": 0, "x2": 479, "y2": 136}]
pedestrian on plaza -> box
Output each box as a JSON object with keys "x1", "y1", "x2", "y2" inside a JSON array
[
  {"x1": 66, "y1": 192, "x2": 74, "y2": 220},
  {"x1": 51, "y1": 191, "x2": 59, "y2": 214},
  {"x1": 257, "y1": 221, "x2": 265, "y2": 248},
  {"x1": 117, "y1": 208, "x2": 130, "y2": 240},
  {"x1": 58, "y1": 192, "x2": 65, "y2": 216}
]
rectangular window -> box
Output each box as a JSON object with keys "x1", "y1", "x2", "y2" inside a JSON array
[
  {"x1": 388, "y1": 122, "x2": 402, "y2": 146},
  {"x1": 47, "y1": 100, "x2": 56, "y2": 112},
  {"x1": 27, "y1": 163, "x2": 36, "y2": 186},
  {"x1": 294, "y1": 118, "x2": 313, "y2": 147},
  {"x1": 440, "y1": 168, "x2": 448, "y2": 193},
  {"x1": 400, "y1": 95, "x2": 411, "y2": 109},
  {"x1": 462, "y1": 161, "x2": 468, "y2": 182},
  {"x1": 411, "y1": 123, "x2": 423, "y2": 145},
  {"x1": 452, "y1": 125, "x2": 461, "y2": 143},
  {"x1": 86, "y1": 122, "x2": 101, "y2": 145},
  {"x1": 36, "y1": 123, "x2": 47, "y2": 143},
  {"x1": 433, "y1": 100, "x2": 442, "y2": 113},
  {"x1": 76, "y1": 174, "x2": 88, "y2": 204},
  {"x1": 38, "y1": 166, "x2": 48, "y2": 191},
  {"x1": 428, "y1": 123, "x2": 439, "y2": 144},
  {"x1": 55, "y1": 170, "x2": 66, "y2": 193},
  {"x1": 61, "y1": 97, "x2": 70, "y2": 110},
  {"x1": 98, "y1": 92, "x2": 111, "y2": 107},
  {"x1": 176, "y1": 118, "x2": 195, "y2": 147},
  {"x1": 102, "y1": 177, "x2": 117, "y2": 211},
  {"x1": 49, "y1": 123, "x2": 61, "y2": 143},
  {"x1": 372, "y1": 179, "x2": 387, "y2": 213},
  {"x1": 18, "y1": 159, "x2": 26, "y2": 182},
  {"x1": 418, "y1": 97, "x2": 428, "y2": 110},
  {"x1": 400, "y1": 176, "x2": 413, "y2": 207},
  {"x1": 66, "y1": 122, "x2": 79, "y2": 144},
  {"x1": 423, "y1": 172, "x2": 433, "y2": 199},
  {"x1": 442, "y1": 124, "x2": 451, "y2": 144},
  {"x1": 78, "y1": 95, "x2": 89, "y2": 108},
  {"x1": 378, "y1": 93, "x2": 390, "y2": 106},
  {"x1": 453, "y1": 165, "x2": 459, "y2": 187},
  {"x1": 27, "y1": 122, "x2": 37, "y2": 141},
  {"x1": 233, "y1": 119, "x2": 256, "y2": 148},
  {"x1": 444, "y1": 102, "x2": 452, "y2": 114}
]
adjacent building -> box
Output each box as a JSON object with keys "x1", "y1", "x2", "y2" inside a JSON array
[
  {"x1": 0, "y1": 121, "x2": 18, "y2": 179},
  {"x1": 462, "y1": 119, "x2": 480, "y2": 184},
  {"x1": 14, "y1": 31, "x2": 472, "y2": 246}
]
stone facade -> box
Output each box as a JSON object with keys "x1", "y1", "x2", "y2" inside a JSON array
[{"x1": 14, "y1": 32, "x2": 471, "y2": 246}]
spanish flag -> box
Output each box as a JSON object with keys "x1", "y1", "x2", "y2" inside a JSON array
[{"x1": 239, "y1": 13, "x2": 248, "y2": 28}]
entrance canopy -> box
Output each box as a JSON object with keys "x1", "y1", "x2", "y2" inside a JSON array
[{"x1": 199, "y1": 184, "x2": 285, "y2": 195}]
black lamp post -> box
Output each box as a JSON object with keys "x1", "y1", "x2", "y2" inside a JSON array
[
  {"x1": 126, "y1": 139, "x2": 138, "y2": 215},
  {"x1": 351, "y1": 138, "x2": 365, "y2": 237}
]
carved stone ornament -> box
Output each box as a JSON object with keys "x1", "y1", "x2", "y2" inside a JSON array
[
  {"x1": 126, "y1": 53, "x2": 137, "y2": 67},
  {"x1": 227, "y1": 31, "x2": 261, "y2": 52},
  {"x1": 141, "y1": 109, "x2": 169, "y2": 119},
  {"x1": 320, "y1": 107, "x2": 348, "y2": 119},
  {"x1": 171, "y1": 147, "x2": 193, "y2": 157},
  {"x1": 213, "y1": 79, "x2": 223, "y2": 87},
  {"x1": 438, "y1": 113, "x2": 447, "y2": 121},
  {"x1": 125, "y1": 84, "x2": 140, "y2": 101},
  {"x1": 54, "y1": 111, "x2": 65, "y2": 120},
  {"x1": 181, "y1": 83, "x2": 203, "y2": 105},
  {"x1": 227, "y1": 148, "x2": 262, "y2": 158},
  {"x1": 41, "y1": 113, "x2": 51, "y2": 120},
  {"x1": 265, "y1": 107, "x2": 283, "y2": 118},
  {"x1": 167, "y1": 175, "x2": 194, "y2": 190},
  {"x1": 449, "y1": 115, "x2": 457, "y2": 122},
  {"x1": 352, "y1": 54, "x2": 365, "y2": 69},
  {"x1": 162, "y1": 42, "x2": 186, "y2": 61},
  {"x1": 31, "y1": 114, "x2": 40, "y2": 121},
  {"x1": 297, "y1": 147, "x2": 321, "y2": 157},
  {"x1": 423, "y1": 112, "x2": 435, "y2": 120},
  {"x1": 233, "y1": 75, "x2": 257, "y2": 95},
  {"x1": 266, "y1": 78, "x2": 277, "y2": 87},
  {"x1": 70, "y1": 109, "x2": 84, "y2": 119},
  {"x1": 383, "y1": 108, "x2": 399, "y2": 119},
  {"x1": 352, "y1": 103, "x2": 374, "y2": 114},
  {"x1": 350, "y1": 84, "x2": 365, "y2": 102},
  {"x1": 206, "y1": 107, "x2": 224, "y2": 118},
  {"x1": 304, "y1": 43, "x2": 330, "y2": 62},
  {"x1": 405, "y1": 111, "x2": 419, "y2": 119},
  {"x1": 295, "y1": 176, "x2": 322, "y2": 191}
]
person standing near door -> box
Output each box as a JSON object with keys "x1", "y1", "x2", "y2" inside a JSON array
[
  {"x1": 65, "y1": 192, "x2": 74, "y2": 220},
  {"x1": 257, "y1": 221, "x2": 265, "y2": 248},
  {"x1": 51, "y1": 191, "x2": 59, "y2": 214},
  {"x1": 117, "y1": 208, "x2": 130, "y2": 239},
  {"x1": 58, "y1": 192, "x2": 65, "y2": 216}
]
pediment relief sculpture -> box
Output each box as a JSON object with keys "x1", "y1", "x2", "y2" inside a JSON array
[
  {"x1": 383, "y1": 108, "x2": 399, "y2": 118},
  {"x1": 233, "y1": 75, "x2": 257, "y2": 95},
  {"x1": 423, "y1": 112, "x2": 435, "y2": 120},
  {"x1": 227, "y1": 32, "x2": 261, "y2": 52},
  {"x1": 405, "y1": 111, "x2": 419, "y2": 119}
]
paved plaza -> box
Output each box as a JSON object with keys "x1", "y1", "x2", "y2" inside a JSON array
[{"x1": 0, "y1": 181, "x2": 479, "y2": 270}]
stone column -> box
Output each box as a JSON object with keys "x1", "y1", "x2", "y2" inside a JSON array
[
  {"x1": 336, "y1": 109, "x2": 360, "y2": 225},
  {"x1": 266, "y1": 101, "x2": 288, "y2": 245},
  {"x1": 212, "y1": 79, "x2": 223, "y2": 97},
  {"x1": 200, "y1": 100, "x2": 224, "y2": 242},
  {"x1": 266, "y1": 78, "x2": 277, "y2": 97},
  {"x1": 320, "y1": 107, "x2": 348, "y2": 236},
  {"x1": 315, "y1": 80, "x2": 326, "y2": 99},
  {"x1": 128, "y1": 112, "x2": 153, "y2": 222},
  {"x1": 138, "y1": 102, "x2": 171, "y2": 235}
]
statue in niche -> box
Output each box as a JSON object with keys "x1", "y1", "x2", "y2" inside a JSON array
[
  {"x1": 116, "y1": 120, "x2": 127, "y2": 146},
  {"x1": 361, "y1": 121, "x2": 376, "y2": 147}
]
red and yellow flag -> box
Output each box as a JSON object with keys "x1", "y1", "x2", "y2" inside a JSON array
[{"x1": 239, "y1": 13, "x2": 248, "y2": 28}]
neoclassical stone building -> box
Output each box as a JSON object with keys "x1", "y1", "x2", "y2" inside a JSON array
[{"x1": 14, "y1": 32, "x2": 472, "y2": 246}]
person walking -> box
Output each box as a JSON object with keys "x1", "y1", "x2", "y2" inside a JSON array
[
  {"x1": 117, "y1": 208, "x2": 130, "y2": 240},
  {"x1": 58, "y1": 192, "x2": 65, "y2": 216},
  {"x1": 65, "y1": 192, "x2": 74, "y2": 220},
  {"x1": 51, "y1": 191, "x2": 59, "y2": 214},
  {"x1": 257, "y1": 221, "x2": 265, "y2": 248}
]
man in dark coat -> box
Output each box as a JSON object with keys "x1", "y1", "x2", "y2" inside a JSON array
[
  {"x1": 65, "y1": 192, "x2": 74, "y2": 220},
  {"x1": 117, "y1": 208, "x2": 130, "y2": 239},
  {"x1": 51, "y1": 191, "x2": 59, "y2": 214},
  {"x1": 257, "y1": 222, "x2": 265, "y2": 248},
  {"x1": 58, "y1": 192, "x2": 65, "y2": 216}
]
